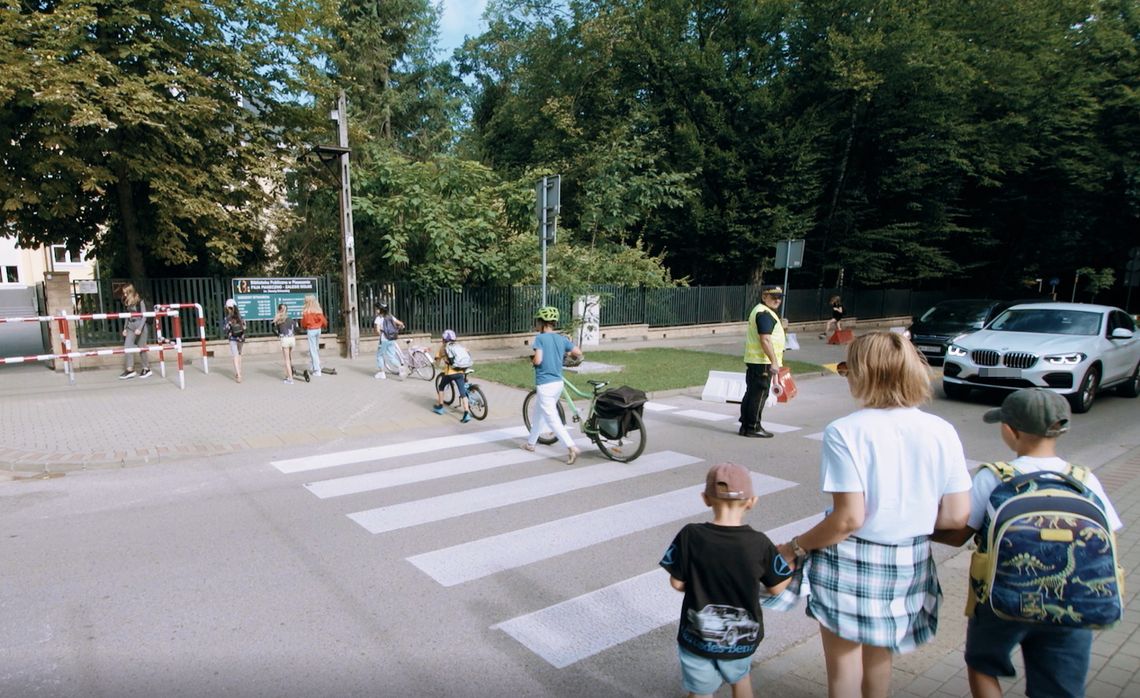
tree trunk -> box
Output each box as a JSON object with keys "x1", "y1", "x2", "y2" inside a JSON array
[{"x1": 114, "y1": 159, "x2": 148, "y2": 289}]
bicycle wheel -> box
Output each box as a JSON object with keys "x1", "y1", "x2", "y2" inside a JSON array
[
  {"x1": 522, "y1": 389, "x2": 566, "y2": 446},
  {"x1": 439, "y1": 374, "x2": 455, "y2": 405},
  {"x1": 591, "y1": 410, "x2": 646, "y2": 463},
  {"x1": 467, "y1": 385, "x2": 488, "y2": 420},
  {"x1": 410, "y1": 350, "x2": 435, "y2": 380}
]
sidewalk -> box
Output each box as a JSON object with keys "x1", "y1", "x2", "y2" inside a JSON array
[{"x1": 4, "y1": 330, "x2": 1138, "y2": 697}]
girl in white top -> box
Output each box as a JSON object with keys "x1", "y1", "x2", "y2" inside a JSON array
[{"x1": 778, "y1": 331, "x2": 972, "y2": 698}]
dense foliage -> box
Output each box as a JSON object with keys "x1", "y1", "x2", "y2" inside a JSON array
[{"x1": 3, "y1": 0, "x2": 1137, "y2": 302}]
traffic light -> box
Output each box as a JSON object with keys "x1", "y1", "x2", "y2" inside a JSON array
[
  {"x1": 1127, "y1": 247, "x2": 1140, "y2": 288},
  {"x1": 536, "y1": 175, "x2": 560, "y2": 245}
]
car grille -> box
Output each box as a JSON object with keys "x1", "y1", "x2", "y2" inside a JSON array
[{"x1": 969, "y1": 350, "x2": 1038, "y2": 369}]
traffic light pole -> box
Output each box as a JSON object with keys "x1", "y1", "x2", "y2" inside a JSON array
[{"x1": 541, "y1": 177, "x2": 549, "y2": 307}]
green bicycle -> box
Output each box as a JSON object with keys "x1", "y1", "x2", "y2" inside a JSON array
[{"x1": 521, "y1": 376, "x2": 647, "y2": 463}]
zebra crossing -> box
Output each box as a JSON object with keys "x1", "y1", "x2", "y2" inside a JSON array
[{"x1": 268, "y1": 400, "x2": 817, "y2": 669}]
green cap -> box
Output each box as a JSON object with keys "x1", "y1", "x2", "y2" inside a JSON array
[{"x1": 983, "y1": 388, "x2": 1070, "y2": 437}]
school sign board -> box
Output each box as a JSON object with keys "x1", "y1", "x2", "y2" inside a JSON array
[{"x1": 232, "y1": 278, "x2": 319, "y2": 321}]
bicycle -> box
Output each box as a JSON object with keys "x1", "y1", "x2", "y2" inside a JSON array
[
  {"x1": 521, "y1": 376, "x2": 647, "y2": 463},
  {"x1": 379, "y1": 340, "x2": 436, "y2": 380},
  {"x1": 437, "y1": 369, "x2": 488, "y2": 420}
]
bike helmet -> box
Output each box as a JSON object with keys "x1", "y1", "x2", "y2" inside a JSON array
[
  {"x1": 534, "y1": 306, "x2": 560, "y2": 323},
  {"x1": 376, "y1": 302, "x2": 389, "y2": 311},
  {"x1": 442, "y1": 329, "x2": 457, "y2": 341}
]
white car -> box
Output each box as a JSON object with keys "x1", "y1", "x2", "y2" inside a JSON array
[{"x1": 942, "y1": 303, "x2": 1140, "y2": 413}]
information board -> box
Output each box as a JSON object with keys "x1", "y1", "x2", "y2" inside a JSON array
[{"x1": 232, "y1": 278, "x2": 319, "y2": 321}]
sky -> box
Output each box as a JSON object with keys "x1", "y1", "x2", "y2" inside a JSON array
[{"x1": 438, "y1": 0, "x2": 489, "y2": 57}]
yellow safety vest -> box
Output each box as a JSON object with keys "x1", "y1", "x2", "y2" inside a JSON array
[{"x1": 745, "y1": 303, "x2": 785, "y2": 365}]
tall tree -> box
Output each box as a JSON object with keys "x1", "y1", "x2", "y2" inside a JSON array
[{"x1": 0, "y1": 0, "x2": 336, "y2": 284}]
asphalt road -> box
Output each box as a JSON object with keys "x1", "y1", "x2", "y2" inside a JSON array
[{"x1": 3, "y1": 369, "x2": 1138, "y2": 697}]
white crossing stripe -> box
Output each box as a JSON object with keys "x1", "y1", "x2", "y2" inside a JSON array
[
  {"x1": 348, "y1": 451, "x2": 702, "y2": 534},
  {"x1": 672, "y1": 409, "x2": 733, "y2": 421},
  {"x1": 271, "y1": 426, "x2": 529, "y2": 474},
  {"x1": 762, "y1": 422, "x2": 801, "y2": 434},
  {"x1": 805, "y1": 431, "x2": 824, "y2": 441},
  {"x1": 642, "y1": 401, "x2": 677, "y2": 412},
  {"x1": 306, "y1": 448, "x2": 553, "y2": 499},
  {"x1": 494, "y1": 513, "x2": 826, "y2": 668},
  {"x1": 408, "y1": 473, "x2": 798, "y2": 586}
]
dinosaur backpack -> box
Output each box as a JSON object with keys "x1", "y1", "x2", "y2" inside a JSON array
[{"x1": 968, "y1": 461, "x2": 1124, "y2": 629}]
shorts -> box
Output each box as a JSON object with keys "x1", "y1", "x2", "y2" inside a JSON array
[
  {"x1": 280, "y1": 336, "x2": 296, "y2": 349},
  {"x1": 229, "y1": 339, "x2": 244, "y2": 356},
  {"x1": 438, "y1": 372, "x2": 468, "y2": 398},
  {"x1": 965, "y1": 604, "x2": 1092, "y2": 696},
  {"x1": 677, "y1": 646, "x2": 752, "y2": 694}
]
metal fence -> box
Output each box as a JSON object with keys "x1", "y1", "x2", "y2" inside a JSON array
[{"x1": 71, "y1": 277, "x2": 973, "y2": 347}]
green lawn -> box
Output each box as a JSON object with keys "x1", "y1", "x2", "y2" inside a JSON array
[{"x1": 473, "y1": 348, "x2": 822, "y2": 393}]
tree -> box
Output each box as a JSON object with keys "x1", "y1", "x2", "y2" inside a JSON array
[{"x1": 0, "y1": 0, "x2": 335, "y2": 284}]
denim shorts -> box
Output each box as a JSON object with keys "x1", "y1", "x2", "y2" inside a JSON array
[
  {"x1": 677, "y1": 646, "x2": 752, "y2": 694},
  {"x1": 965, "y1": 604, "x2": 1092, "y2": 696}
]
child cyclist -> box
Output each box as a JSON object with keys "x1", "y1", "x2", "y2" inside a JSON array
[
  {"x1": 522, "y1": 306, "x2": 583, "y2": 464},
  {"x1": 660, "y1": 462, "x2": 792, "y2": 698},
  {"x1": 432, "y1": 329, "x2": 472, "y2": 424}
]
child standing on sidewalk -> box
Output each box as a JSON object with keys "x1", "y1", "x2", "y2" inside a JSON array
[
  {"x1": 274, "y1": 303, "x2": 299, "y2": 384},
  {"x1": 431, "y1": 329, "x2": 472, "y2": 423},
  {"x1": 660, "y1": 462, "x2": 792, "y2": 698},
  {"x1": 934, "y1": 388, "x2": 1123, "y2": 698},
  {"x1": 373, "y1": 302, "x2": 405, "y2": 380}
]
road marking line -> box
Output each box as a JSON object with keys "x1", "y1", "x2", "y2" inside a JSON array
[
  {"x1": 763, "y1": 422, "x2": 801, "y2": 434},
  {"x1": 305, "y1": 448, "x2": 550, "y2": 499},
  {"x1": 347, "y1": 451, "x2": 702, "y2": 534},
  {"x1": 673, "y1": 409, "x2": 733, "y2": 421},
  {"x1": 408, "y1": 473, "x2": 798, "y2": 586},
  {"x1": 270, "y1": 426, "x2": 529, "y2": 473},
  {"x1": 805, "y1": 431, "x2": 824, "y2": 441},
  {"x1": 493, "y1": 513, "x2": 826, "y2": 668},
  {"x1": 642, "y1": 401, "x2": 677, "y2": 412}
]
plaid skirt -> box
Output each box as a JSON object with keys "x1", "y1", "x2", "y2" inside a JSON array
[{"x1": 805, "y1": 535, "x2": 941, "y2": 653}]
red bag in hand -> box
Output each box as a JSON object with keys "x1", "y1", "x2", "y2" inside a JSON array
[{"x1": 775, "y1": 367, "x2": 798, "y2": 403}]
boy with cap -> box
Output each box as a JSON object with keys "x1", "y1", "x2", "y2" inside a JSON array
[
  {"x1": 659, "y1": 463, "x2": 792, "y2": 698},
  {"x1": 933, "y1": 388, "x2": 1122, "y2": 698}
]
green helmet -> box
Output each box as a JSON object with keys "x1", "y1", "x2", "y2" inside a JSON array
[{"x1": 534, "y1": 306, "x2": 560, "y2": 323}]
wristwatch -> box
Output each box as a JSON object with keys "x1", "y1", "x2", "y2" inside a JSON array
[{"x1": 790, "y1": 536, "x2": 808, "y2": 559}]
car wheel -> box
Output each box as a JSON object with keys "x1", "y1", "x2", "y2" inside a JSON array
[
  {"x1": 942, "y1": 381, "x2": 971, "y2": 400},
  {"x1": 1068, "y1": 367, "x2": 1100, "y2": 414},
  {"x1": 1116, "y1": 362, "x2": 1140, "y2": 398}
]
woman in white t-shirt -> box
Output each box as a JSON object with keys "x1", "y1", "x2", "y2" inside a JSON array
[{"x1": 778, "y1": 331, "x2": 972, "y2": 698}]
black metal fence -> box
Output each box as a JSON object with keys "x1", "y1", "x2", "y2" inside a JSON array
[{"x1": 70, "y1": 277, "x2": 973, "y2": 347}]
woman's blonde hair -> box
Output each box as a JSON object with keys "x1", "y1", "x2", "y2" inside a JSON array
[
  {"x1": 274, "y1": 303, "x2": 289, "y2": 325},
  {"x1": 121, "y1": 283, "x2": 139, "y2": 305},
  {"x1": 302, "y1": 295, "x2": 322, "y2": 314},
  {"x1": 845, "y1": 331, "x2": 931, "y2": 408}
]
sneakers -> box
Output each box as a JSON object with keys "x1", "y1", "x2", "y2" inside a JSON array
[
  {"x1": 520, "y1": 442, "x2": 536, "y2": 452},
  {"x1": 311, "y1": 370, "x2": 320, "y2": 378},
  {"x1": 460, "y1": 412, "x2": 472, "y2": 423},
  {"x1": 567, "y1": 447, "x2": 581, "y2": 465},
  {"x1": 374, "y1": 371, "x2": 387, "y2": 380},
  {"x1": 284, "y1": 378, "x2": 294, "y2": 384},
  {"x1": 432, "y1": 405, "x2": 446, "y2": 415},
  {"x1": 138, "y1": 368, "x2": 152, "y2": 379},
  {"x1": 118, "y1": 370, "x2": 136, "y2": 380},
  {"x1": 236, "y1": 374, "x2": 242, "y2": 383}
]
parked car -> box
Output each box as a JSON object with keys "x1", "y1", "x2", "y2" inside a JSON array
[
  {"x1": 905, "y1": 299, "x2": 1021, "y2": 365},
  {"x1": 942, "y1": 303, "x2": 1140, "y2": 413}
]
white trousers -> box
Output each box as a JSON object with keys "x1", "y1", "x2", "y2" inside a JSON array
[{"x1": 528, "y1": 380, "x2": 575, "y2": 449}]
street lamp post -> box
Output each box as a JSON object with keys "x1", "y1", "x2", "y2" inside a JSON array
[{"x1": 315, "y1": 90, "x2": 359, "y2": 359}]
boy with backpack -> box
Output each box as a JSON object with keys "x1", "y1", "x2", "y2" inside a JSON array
[
  {"x1": 934, "y1": 388, "x2": 1123, "y2": 698},
  {"x1": 432, "y1": 329, "x2": 473, "y2": 423}
]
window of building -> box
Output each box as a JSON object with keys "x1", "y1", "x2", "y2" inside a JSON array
[
  {"x1": 2, "y1": 266, "x2": 17, "y2": 283},
  {"x1": 51, "y1": 245, "x2": 82, "y2": 266}
]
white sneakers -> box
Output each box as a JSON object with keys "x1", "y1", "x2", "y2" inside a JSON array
[{"x1": 374, "y1": 371, "x2": 387, "y2": 380}]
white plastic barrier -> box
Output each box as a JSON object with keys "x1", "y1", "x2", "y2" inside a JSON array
[{"x1": 700, "y1": 370, "x2": 747, "y2": 403}]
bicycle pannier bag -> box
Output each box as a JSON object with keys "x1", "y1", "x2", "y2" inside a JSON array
[
  {"x1": 967, "y1": 461, "x2": 1123, "y2": 629},
  {"x1": 594, "y1": 386, "x2": 647, "y2": 438}
]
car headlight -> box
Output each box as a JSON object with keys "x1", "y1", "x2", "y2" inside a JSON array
[
  {"x1": 947, "y1": 344, "x2": 967, "y2": 357},
  {"x1": 1043, "y1": 352, "x2": 1086, "y2": 365}
]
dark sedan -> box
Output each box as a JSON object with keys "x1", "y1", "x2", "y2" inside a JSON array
[{"x1": 905, "y1": 299, "x2": 1020, "y2": 365}]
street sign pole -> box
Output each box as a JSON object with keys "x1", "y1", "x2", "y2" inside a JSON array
[
  {"x1": 537, "y1": 176, "x2": 560, "y2": 307},
  {"x1": 541, "y1": 176, "x2": 548, "y2": 307}
]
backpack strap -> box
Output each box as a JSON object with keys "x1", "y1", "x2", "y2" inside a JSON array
[
  {"x1": 1066, "y1": 463, "x2": 1090, "y2": 484},
  {"x1": 976, "y1": 461, "x2": 1017, "y2": 482}
]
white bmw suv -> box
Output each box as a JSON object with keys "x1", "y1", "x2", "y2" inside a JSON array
[{"x1": 941, "y1": 302, "x2": 1140, "y2": 413}]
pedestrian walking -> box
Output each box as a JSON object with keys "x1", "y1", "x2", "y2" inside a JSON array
[
  {"x1": 274, "y1": 303, "x2": 298, "y2": 384},
  {"x1": 777, "y1": 331, "x2": 972, "y2": 698},
  {"x1": 933, "y1": 388, "x2": 1123, "y2": 698},
  {"x1": 223, "y1": 298, "x2": 246, "y2": 383},
  {"x1": 373, "y1": 302, "x2": 406, "y2": 380},
  {"x1": 660, "y1": 462, "x2": 792, "y2": 698},
  {"x1": 300, "y1": 295, "x2": 327, "y2": 377},
  {"x1": 118, "y1": 283, "x2": 152, "y2": 380},
  {"x1": 739, "y1": 285, "x2": 785, "y2": 437},
  {"x1": 822, "y1": 295, "x2": 845, "y2": 338},
  {"x1": 521, "y1": 306, "x2": 583, "y2": 464}
]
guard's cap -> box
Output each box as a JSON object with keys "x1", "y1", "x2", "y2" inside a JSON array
[
  {"x1": 225, "y1": 298, "x2": 236, "y2": 308},
  {"x1": 983, "y1": 388, "x2": 1070, "y2": 437},
  {"x1": 762, "y1": 285, "x2": 784, "y2": 297},
  {"x1": 704, "y1": 463, "x2": 755, "y2": 500}
]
